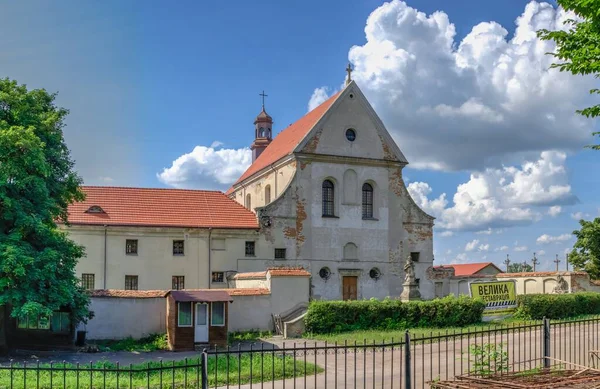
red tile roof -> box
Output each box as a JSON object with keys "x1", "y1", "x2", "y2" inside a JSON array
[
  {"x1": 233, "y1": 271, "x2": 268, "y2": 280},
  {"x1": 231, "y1": 91, "x2": 342, "y2": 187},
  {"x1": 434, "y1": 262, "x2": 502, "y2": 276},
  {"x1": 90, "y1": 290, "x2": 168, "y2": 298},
  {"x1": 226, "y1": 288, "x2": 270, "y2": 296},
  {"x1": 268, "y1": 267, "x2": 311, "y2": 277},
  {"x1": 497, "y1": 271, "x2": 587, "y2": 278},
  {"x1": 66, "y1": 186, "x2": 258, "y2": 229}
]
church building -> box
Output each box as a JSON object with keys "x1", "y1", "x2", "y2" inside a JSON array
[{"x1": 64, "y1": 70, "x2": 435, "y2": 301}]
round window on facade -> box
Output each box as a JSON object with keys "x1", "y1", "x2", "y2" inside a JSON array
[
  {"x1": 319, "y1": 267, "x2": 331, "y2": 280},
  {"x1": 369, "y1": 267, "x2": 381, "y2": 280},
  {"x1": 345, "y1": 128, "x2": 356, "y2": 142}
]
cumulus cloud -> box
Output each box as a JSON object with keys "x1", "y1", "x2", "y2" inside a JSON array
[
  {"x1": 465, "y1": 239, "x2": 479, "y2": 252},
  {"x1": 571, "y1": 211, "x2": 590, "y2": 220},
  {"x1": 495, "y1": 245, "x2": 509, "y2": 252},
  {"x1": 157, "y1": 144, "x2": 251, "y2": 189},
  {"x1": 476, "y1": 228, "x2": 493, "y2": 235},
  {"x1": 548, "y1": 206, "x2": 562, "y2": 217},
  {"x1": 346, "y1": 1, "x2": 597, "y2": 171},
  {"x1": 537, "y1": 250, "x2": 546, "y2": 256},
  {"x1": 408, "y1": 151, "x2": 575, "y2": 231},
  {"x1": 536, "y1": 233, "x2": 572, "y2": 244},
  {"x1": 514, "y1": 246, "x2": 528, "y2": 252},
  {"x1": 440, "y1": 231, "x2": 454, "y2": 237},
  {"x1": 308, "y1": 87, "x2": 333, "y2": 111},
  {"x1": 479, "y1": 243, "x2": 490, "y2": 252}
]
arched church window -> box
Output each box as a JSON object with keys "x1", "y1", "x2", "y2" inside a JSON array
[
  {"x1": 245, "y1": 194, "x2": 252, "y2": 210},
  {"x1": 362, "y1": 183, "x2": 374, "y2": 219},
  {"x1": 259, "y1": 127, "x2": 265, "y2": 137},
  {"x1": 265, "y1": 185, "x2": 271, "y2": 204},
  {"x1": 322, "y1": 180, "x2": 335, "y2": 217}
]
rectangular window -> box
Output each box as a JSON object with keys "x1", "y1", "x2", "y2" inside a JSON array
[
  {"x1": 51, "y1": 312, "x2": 70, "y2": 333},
  {"x1": 126, "y1": 239, "x2": 138, "y2": 255},
  {"x1": 274, "y1": 248, "x2": 286, "y2": 259},
  {"x1": 211, "y1": 302, "x2": 225, "y2": 326},
  {"x1": 245, "y1": 241, "x2": 255, "y2": 257},
  {"x1": 211, "y1": 238, "x2": 226, "y2": 250},
  {"x1": 177, "y1": 302, "x2": 192, "y2": 327},
  {"x1": 211, "y1": 272, "x2": 224, "y2": 283},
  {"x1": 172, "y1": 276, "x2": 185, "y2": 290},
  {"x1": 17, "y1": 312, "x2": 67, "y2": 332},
  {"x1": 415, "y1": 278, "x2": 421, "y2": 287},
  {"x1": 81, "y1": 273, "x2": 95, "y2": 290},
  {"x1": 411, "y1": 252, "x2": 420, "y2": 262},
  {"x1": 125, "y1": 275, "x2": 138, "y2": 290},
  {"x1": 173, "y1": 240, "x2": 185, "y2": 255}
]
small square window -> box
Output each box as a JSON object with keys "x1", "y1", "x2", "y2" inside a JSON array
[
  {"x1": 126, "y1": 239, "x2": 138, "y2": 255},
  {"x1": 212, "y1": 272, "x2": 224, "y2": 283},
  {"x1": 173, "y1": 240, "x2": 185, "y2": 256},
  {"x1": 81, "y1": 274, "x2": 95, "y2": 290},
  {"x1": 211, "y1": 302, "x2": 225, "y2": 326},
  {"x1": 172, "y1": 276, "x2": 185, "y2": 290},
  {"x1": 177, "y1": 302, "x2": 192, "y2": 327},
  {"x1": 125, "y1": 275, "x2": 138, "y2": 290},
  {"x1": 274, "y1": 248, "x2": 286, "y2": 259},
  {"x1": 416, "y1": 278, "x2": 420, "y2": 287},
  {"x1": 411, "y1": 252, "x2": 420, "y2": 262},
  {"x1": 245, "y1": 241, "x2": 255, "y2": 257},
  {"x1": 51, "y1": 312, "x2": 70, "y2": 333}
]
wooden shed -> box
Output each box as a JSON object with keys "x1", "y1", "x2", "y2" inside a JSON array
[{"x1": 166, "y1": 290, "x2": 233, "y2": 351}]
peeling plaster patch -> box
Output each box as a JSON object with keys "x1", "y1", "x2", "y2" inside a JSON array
[
  {"x1": 404, "y1": 223, "x2": 433, "y2": 242},
  {"x1": 300, "y1": 161, "x2": 310, "y2": 170},
  {"x1": 283, "y1": 188, "x2": 307, "y2": 256},
  {"x1": 302, "y1": 129, "x2": 323, "y2": 153},
  {"x1": 389, "y1": 167, "x2": 404, "y2": 197},
  {"x1": 379, "y1": 134, "x2": 397, "y2": 161}
]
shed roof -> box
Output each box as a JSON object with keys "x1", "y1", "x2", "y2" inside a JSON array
[
  {"x1": 434, "y1": 262, "x2": 503, "y2": 276},
  {"x1": 168, "y1": 290, "x2": 233, "y2": 302}
]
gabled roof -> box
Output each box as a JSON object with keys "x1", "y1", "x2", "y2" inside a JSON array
[
  {"x1": 66, "y1": 186, "x2": 258, "y2": 229},
  {"x1": 435, "y1": 262, "x2": 503, "y2": 276},
  {"x1": 231, "y1": 91, "x2": 342, "y2": 187}
]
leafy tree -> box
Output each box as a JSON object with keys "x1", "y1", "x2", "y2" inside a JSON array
[
  {"x1": 0, "y1": 78, "x2": 91, "y2": 328},
  {"x1": 569, "y1": 217, "x2": 600, "y2": 278},
  {"x1": 507, "y1": 263, "x2": 533, "y2": 273},
  {"x1": 537, "y1": 0, "x2": 600, "y2": 149}
]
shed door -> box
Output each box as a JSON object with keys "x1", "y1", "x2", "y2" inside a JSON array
[
  {"x1": 342, "y1": 276, "x2": 358, "y2": 300},
  {"x1": 195, "y1": 303, "x2": 208, "y2": 343}
]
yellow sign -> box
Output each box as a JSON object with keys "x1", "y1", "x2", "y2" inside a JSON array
[{"x1": 469, "y1": 280, "x2": 517, "y2": 310}]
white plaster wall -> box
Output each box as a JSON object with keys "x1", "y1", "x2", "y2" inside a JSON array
[
  {"x1": 82, "y1": 298, "x2": 166, "y2": 340},
  {"x1": 228, "y1": 295, "x2": 273, "y2": 332},
  {"x1": 232, "y1": 161, "x2": 296, "y2": 211}
]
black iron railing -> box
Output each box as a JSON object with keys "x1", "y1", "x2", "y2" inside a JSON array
[{"x1": 1, "y1": 316, "x2": 599, "y2": 388}]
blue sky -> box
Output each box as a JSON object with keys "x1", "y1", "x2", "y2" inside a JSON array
[{"x1": 1, "y1": 1, "x2": 598, "y2": 270}]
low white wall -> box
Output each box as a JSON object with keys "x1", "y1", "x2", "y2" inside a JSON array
[
  {"x1": 228, "y1": 295, "x2": 273, "y2": 332},
  {"x1": 82, "y1": 297, "x2": 166, "y2": 340}
]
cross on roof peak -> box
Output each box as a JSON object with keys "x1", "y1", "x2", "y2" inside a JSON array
[{"x1": 259, "y1": 90, "x2": 268, "y2": 110}]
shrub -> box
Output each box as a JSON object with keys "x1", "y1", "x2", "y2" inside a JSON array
[
  {"x1": 304, "y1": 296, "x2": 486, "y2": 334},
  {"x1": 515, "y1": 292, "x2": 600, "y2": 320}
]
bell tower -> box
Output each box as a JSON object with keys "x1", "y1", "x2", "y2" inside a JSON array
[{"x1": 251, "y1": 91, "x2": 273, "y2": 162}]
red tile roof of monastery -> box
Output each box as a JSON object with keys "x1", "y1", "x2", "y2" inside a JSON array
[
  {"x1": 233, "y1": 271, "x2": 268, "y2": 280},
  {"x1": 231, "y1": 91, "x2": 342, "y2": 187},
  {"x1": 267, "y1": 267, "x2": 311, "y2": 277},
  {"x1": 497, "y1": 271, "x2": 588, "y2": 278},
  {"x1": 66, "y1": 186, "x2": 258, "y2": 229},
  {"x1": 225, "y1": 288, "x2": 270, "y2": 296},
  {"x1": 434, "y1": 262, "x2": 502, "y2": 276}
]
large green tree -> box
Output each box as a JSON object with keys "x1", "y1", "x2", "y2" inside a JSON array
[
  {"x1": 538, "y1": 0, "x2": 600, "y2": 149},
  {"x1": 568, "y1": 217, "x2": 600, "y2": 278},
  {"x1": 0, "y1": 78, "x2": 90, "y2": 327}
]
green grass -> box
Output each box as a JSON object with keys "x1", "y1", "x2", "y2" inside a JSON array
[
  {"x1": 90, "y1": 333, "x2": 169, "y2": 352},
  {"x1": 229, "y1": 330, "x2": 273, "y2": 344},
  {"x1": 0, "y1": 354, "x2": 322, "y2": 388},
  {"x1": 306, "y1": 314, "x2": 600, "y2": 344}
]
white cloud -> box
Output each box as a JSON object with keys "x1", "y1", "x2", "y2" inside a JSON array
[
  {"x1": 308, "y1": 87, "x2": 332, "y2": 111},
  {"x1": 478, "y1": 243, "x2": 490, "y2": 252},
  {"x1": 514, "y1": 246, "x2": 528, "y2": 252},
  {"x1": 157, "y1": 144, "x2": 251, "y2": 189},
  {"x1": 98, "y1": 176, "x2": 114, "y2": 183},
  {"x1": 465, "y1": 239, "x2": 479, "y2": 252},
  {"x1": 440, "y1": 231, "x2": 454, "y2": 237},
  {"x1": 445, "y1": 249, "x2": 453, "y2": 255},
  {"x1": 536, "y1": 233, "x2": 572, "y2": 244},
  {"x1": 571, "y1": 211, "x2": 590, "y2": 220},
  {"x1": 476, "y1": 228, "x2": 493, "y2": 235},
  {"x1": 347, "y1": 1, "x2": 597, "y2": 171},
  {"x1": 495, "y1": 245, "x2": 509, "y2": 252},
  {"x1": 451, "y1": 253, "x2": 469, "y2": 264},
  {"x1": 408, "y1": 151, "x2": 575, "y2": 231},
  {"x1": 548, "y1": 206, "x2": 562, "y2": 217},
  {"x1": 537, "y1": 250, "x2": 546, "y2": 256}
]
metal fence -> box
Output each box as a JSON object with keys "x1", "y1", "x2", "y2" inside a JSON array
[{"x1": 1, "y1": 316, "x2": 600, "y2": 388}]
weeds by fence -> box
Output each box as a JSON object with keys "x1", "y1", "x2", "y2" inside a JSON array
[{"x1": 2, "y1": 316, "x2": 600, "y2": 388}]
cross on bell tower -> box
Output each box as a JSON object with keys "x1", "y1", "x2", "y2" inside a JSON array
[
  {"x1": 251, "y1": 90, "x2": 273, "y2": 162},
  {"x1": 345, "y1": 63, "x2": 353, "y2": 86}
]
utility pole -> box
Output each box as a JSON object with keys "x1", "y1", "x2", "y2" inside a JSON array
[
  {"x1": 522, "y1": 260, "x2": 529, "y2": 273},
  {"x1": 566, "y1": 253, "x2": 569, "y2": 272},
  {"x1": 532, "y1": 252, "x2": 539, "y2": 272},
  {"x1": 504, "y1": 254, "x2": 511, "y2": 273},
  {"x1": 554, "y1": 254, "x2": 561, "y2": 272}
]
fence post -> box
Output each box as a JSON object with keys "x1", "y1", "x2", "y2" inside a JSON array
[
  {"x1": 201, "y1": 349, "x2": 209, "y2": 389},
  {"x1": 543, "y1": 317, "x2": 551, "y2": 369},
  {"x1": 404, "y1": 331, "x2": 411, "y2": 389}
]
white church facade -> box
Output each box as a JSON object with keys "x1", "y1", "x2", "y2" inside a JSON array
[{"x1": 64, "y1": 77, "x2": 436, "y2": 301}]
